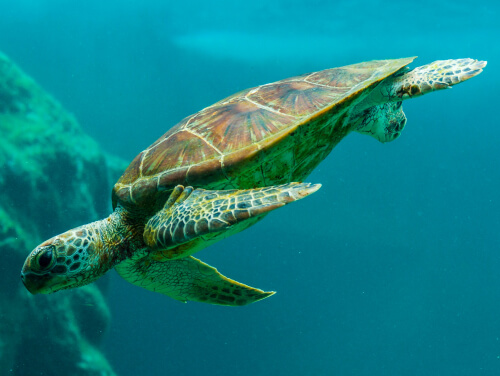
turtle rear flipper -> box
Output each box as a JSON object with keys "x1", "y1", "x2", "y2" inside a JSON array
[
  {"x1": 361, "y1": 58, "x2": 487, "y2": 109},
  {"x1": 387, "y1": 58, "x2": 487, "y2": 99},
  {"x1": 143, "y1": 182, "x2": 321, "y2": 260},
  {"x1": 353, "y1": 101, "x2": 407, "y2": 143},
  {"x1": 115, "y1": 255, "x2": 274, "y2": 306}
]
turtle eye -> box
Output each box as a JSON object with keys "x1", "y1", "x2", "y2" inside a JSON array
[{"x1": 36, "y1": 247, "x2": 55, "y2": 270}]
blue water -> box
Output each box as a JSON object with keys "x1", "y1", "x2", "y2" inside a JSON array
[{"x1": 2, "y1": 1, "x2": 499, "y2": 375}]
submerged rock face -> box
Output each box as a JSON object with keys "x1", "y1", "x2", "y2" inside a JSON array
[{"x1": 0, "y1": 52, "x2": 126, "y2": 375}]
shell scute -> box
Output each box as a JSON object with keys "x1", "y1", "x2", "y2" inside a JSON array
[
  {"x1": 186, "y1": 158, "x2": 227, "y2": 188},
  {"x1": 187, "y1": 98, "x2": 296, "y2": 154},
  {"x1": 157, "y1": 167, "x2": 190, "y2": 190},
  {"x1": 247, "y1": 81, "x2": 343, "y2": 117},
  {"x1": 119, "y1": 152, "x2": 144, "y2": 185},
  {"x1": 142, "y1": 130, "x2": 219, "y2": 178},
  {"x1": 307, "y1": 66, "x2": 373, "y2": 88},
  {"x1": 130, "y1": 178, "x2": 158, "y2": 206}
]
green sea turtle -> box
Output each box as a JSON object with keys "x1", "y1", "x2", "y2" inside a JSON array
[{"x1": 21, "y1": 57, "x2": 486, "y2": 306}]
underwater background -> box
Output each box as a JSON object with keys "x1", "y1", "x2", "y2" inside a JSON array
[{"x1": 0, "y1": 0, "x2": 499, "y2": 375}]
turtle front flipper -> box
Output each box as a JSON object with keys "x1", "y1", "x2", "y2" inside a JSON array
[
  {"x1": 143, "y1": 182, "x2": 321, "y2": 259},
  {"x1": 115, "y1": 255, "x2": 274, "y2": 306}
]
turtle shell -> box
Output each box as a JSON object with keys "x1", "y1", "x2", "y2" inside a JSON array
[{"x1": 113, "y1": 57, "x2": 416, "y2": 214}]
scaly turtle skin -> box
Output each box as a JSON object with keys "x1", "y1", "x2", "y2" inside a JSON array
[{"x1": 21, "y1": 57, "x2": 486, "y2": 306}]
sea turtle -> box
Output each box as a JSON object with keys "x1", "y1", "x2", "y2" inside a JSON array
[{"x1": 21, "y1": 57, "x2": 486, "y2": 306}]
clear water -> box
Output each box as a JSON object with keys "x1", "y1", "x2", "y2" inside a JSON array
[{"x1": 1, "y1": 0, "x2": 499, "y2": 375}]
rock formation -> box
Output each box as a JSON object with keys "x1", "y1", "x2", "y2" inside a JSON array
[{"x1": 0, "y1": 51, "x2": 126, "y2": 375}]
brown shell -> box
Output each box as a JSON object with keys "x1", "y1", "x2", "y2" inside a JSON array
[{"x1": 113, "y1": 57, "x2": 416, "y2": 214}]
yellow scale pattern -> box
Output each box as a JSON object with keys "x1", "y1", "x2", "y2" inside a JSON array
[{"x1": 143, "y1": 182, "x2": 320, "y2": 259}]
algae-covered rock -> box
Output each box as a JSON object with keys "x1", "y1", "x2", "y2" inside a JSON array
[{"x1": 0, "y1": 51, "x2": 126, "y2": 375}]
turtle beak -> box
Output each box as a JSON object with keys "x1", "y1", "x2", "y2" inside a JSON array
[
  {"x1": 21, "y1": 269, "x2": 70, "y2": 294},
  {"x1": 21, "y1": 259, "x2": 54, "y2": 294},
  {"x1": 21, "y1": 269, "x2": 76, "y2": 294},
  {"x1": 21, "y1": 270, "x2": 48, "y2": 294}
]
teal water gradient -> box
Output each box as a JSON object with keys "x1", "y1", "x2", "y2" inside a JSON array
[{"x1": 0, "y1": 1, "x2": 498, "y2": 375}]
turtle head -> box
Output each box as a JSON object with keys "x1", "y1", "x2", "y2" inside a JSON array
[{"x1": 21, "y1": 224, "x2": 107, "y2": 294}]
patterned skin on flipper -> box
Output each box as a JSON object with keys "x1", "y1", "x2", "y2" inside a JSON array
[
  {"x1": 143, "y1": 182, "x2": 321, "y2": 259},
  {"x1": 115, "y1": 254, "x2": 274, "y2": 306},
  {"x1": 359, "y1": 59, "x2": 487, "y2": 109}
]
